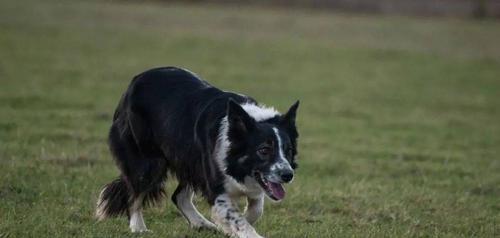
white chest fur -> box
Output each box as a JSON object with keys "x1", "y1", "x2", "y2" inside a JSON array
[{"x1": 224, "y1": 176, "x2": 263, "y2": 200}]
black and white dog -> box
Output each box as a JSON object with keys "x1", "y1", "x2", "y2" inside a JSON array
[{"x1": 96, "y1": 67, "x2": 299, "y2": 238}]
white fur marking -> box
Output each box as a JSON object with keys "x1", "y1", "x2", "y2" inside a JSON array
[
  {"x1": 214, "y1": 116, "x2": 230, "y2": 173},
  {"x1": 224, "y1": 176, "x2": 264, "y2": 199},
  {"x1": 211, "y1": 194, "x2": 263, "y2": 238},
  {"x1": 272, "y1": 127, "x2": 293, "y2": 173},
  {"x1": 176, "y1": 186, "x2": 216, "y2": 229},
  {"x1": 215, "y1": 116, "x2": 262, "y2": 196},
  {"x1": 129, "y1": 211, "x2": 148, "y2": 233},
  {"x1": 245, "y1": 195, "x2": 264, "y2": 225},
  {"x1": 129, "y1": 195, "x2": 148, "y2": 233},
  {"x1": 95, "y1": 187, "x2": 107, "y2": 220},
  {"x1": 240, "y1": 103, "x2": 279, "y2": 122},
  {"x1": 214, "y1": 117, "x2": 250, "y2": 195}
]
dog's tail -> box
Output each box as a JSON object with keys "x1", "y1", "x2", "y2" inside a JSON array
[{"x1": 96, "y1": 178, "x2": 130, "y2": 220}]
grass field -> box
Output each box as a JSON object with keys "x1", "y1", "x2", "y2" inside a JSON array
[{"x1": 1, "y1": 0, "x2": 500, "y2": 237}]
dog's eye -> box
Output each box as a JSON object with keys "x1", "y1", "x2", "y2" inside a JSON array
[{"x1": 257, "y1": 147, "x2": 272, "y2": 157}]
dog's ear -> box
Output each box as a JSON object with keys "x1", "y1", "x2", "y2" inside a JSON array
[
  {"x1": 281, "y1": 100, "x2": 300, "y2": 128},
  {"x1": 227, "y1": 99, "x2": 255, "y2": 135}
]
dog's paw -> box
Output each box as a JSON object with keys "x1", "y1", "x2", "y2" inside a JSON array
[
  {"x1": 232, "y1": 231, "x2": 264, "y2": 238},
  {"x1": 232, "y1": 234, "x2": 265, "y2": 238},
  {"x1": 248, "y1": 234, "x2": 264, "y2": 238},
  {"x1": 130, "y1": 227, "x2": 152, "y2": 233},
  {"x1": 192, "y1": 220, "x2": 217, "y2": 231}
]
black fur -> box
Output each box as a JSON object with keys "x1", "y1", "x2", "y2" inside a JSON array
[
  {"x1": 98, "y1": 178, "x2": 130, "y2": 217},
  {"x1": 96, "y1": 67, "x2": 299, "y2": 220}
]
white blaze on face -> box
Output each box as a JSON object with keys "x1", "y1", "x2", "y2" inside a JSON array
[{"x1": 271, "y1": 127, "x2": 293, "y2": 174}]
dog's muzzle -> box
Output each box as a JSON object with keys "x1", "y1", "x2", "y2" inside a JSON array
[{"x1": 253, "y1": 168, "x2": 293, "y2": 201}]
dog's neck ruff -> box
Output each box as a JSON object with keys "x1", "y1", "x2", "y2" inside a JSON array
[
  {"x1": 214, "y1": 116, "x2": 250, "y2": 195},
  {"x1": 214, "y1": 116, "x2": 230, "y2": 174}
]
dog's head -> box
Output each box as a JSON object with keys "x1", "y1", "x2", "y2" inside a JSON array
[{"x1": 222, "y1": 99, "x2": 299, "y2": 201}]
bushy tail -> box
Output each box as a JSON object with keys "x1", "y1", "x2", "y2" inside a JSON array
[{"x1": 96, "y1": 178, "x2": 130, "y2": 220}]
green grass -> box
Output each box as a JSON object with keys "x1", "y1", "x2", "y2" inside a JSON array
[{"x1": 1, "y1": 0, "x2": 500, "y2": 237}]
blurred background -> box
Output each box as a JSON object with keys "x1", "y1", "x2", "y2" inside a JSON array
[
  {"x1": 1, "y1": 0, "x2": 499, "y2": 237},
  {"x1": 180, "y1": 0, "x2": 500, "y2": 18}
]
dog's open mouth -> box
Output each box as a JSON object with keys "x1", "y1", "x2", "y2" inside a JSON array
[{"x1": 253, "y1": 171, "x2": 285, "y2": 201}]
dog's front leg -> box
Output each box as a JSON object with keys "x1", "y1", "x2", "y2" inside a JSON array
[
  {"x1": 245, "y1": 195, "x2": 264, "y2": 225},
  {"x1": 211, "y1": 194, "x2": 264, "y2": 238}
]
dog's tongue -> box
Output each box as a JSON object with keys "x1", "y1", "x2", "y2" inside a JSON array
[{"x1": 268, "y1": 181, "x2": 285, "y2": 200}]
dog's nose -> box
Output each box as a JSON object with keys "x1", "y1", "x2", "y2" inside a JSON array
[{"x1": 280, "y1": 170, "x2": 294, "y2": 183}]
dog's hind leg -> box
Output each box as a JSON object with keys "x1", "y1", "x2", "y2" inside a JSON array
[
  {"x1": 172, "y1": 183, "x2": 216, "y2": 230},
  {"x1": 129, "y1": 193, "x2": 148, "y2": 232},
  {"x1": 127, "y1": 160, "x2": 167, "y2": 233},
  {"x1": 101, "y1": 119, "x2": 168, "y2": 233}
]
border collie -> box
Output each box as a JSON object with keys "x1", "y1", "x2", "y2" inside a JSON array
[{"x1": 96, "y1": 67, "x2": 299, "y2": 238}]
